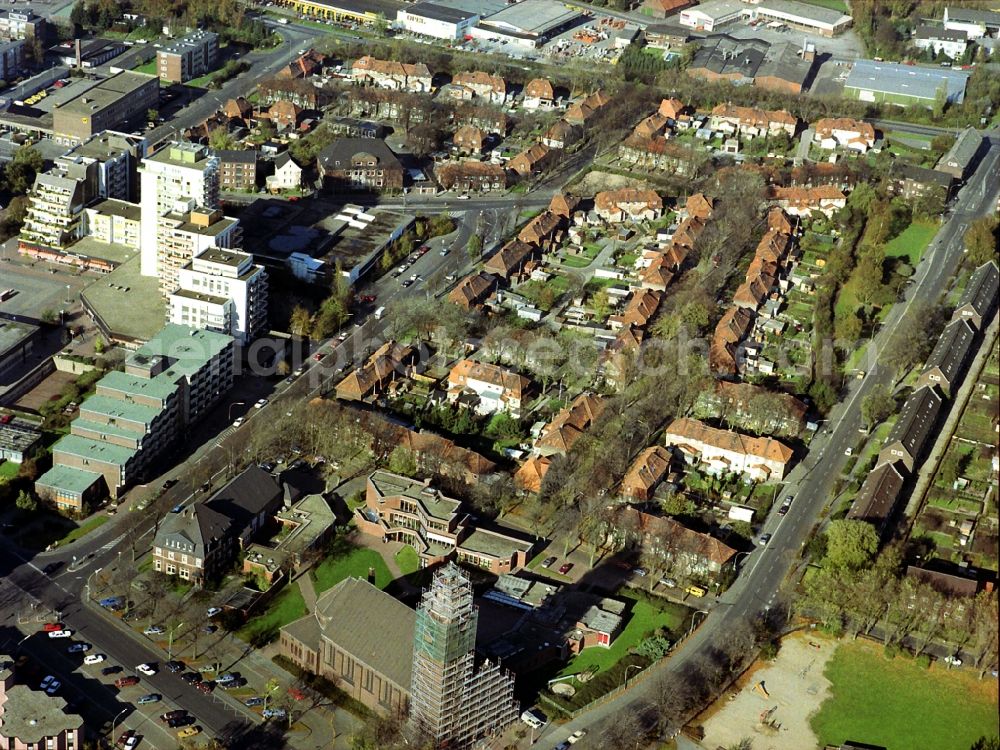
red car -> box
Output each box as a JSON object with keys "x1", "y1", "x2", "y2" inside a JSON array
[
  {"x1": 43, "y1": 623, "x2": 65, "y2": 632},
  {"x1": 418, "y1": 245, "x2": 430, "y2": 255},
  {"x1": 558, "y1": 563, "x2": 574, "y2": 575},
  {"x1": 359, "y1": 294, "x2": 376, "y2": 303},
  {"x1": 289, "y1": 687, "x2": 307, "y2": 701},
  {"x1": 288, "y1": 196, "x2": 300, "y2": 202},
  {"x1": 195, "y1": 680, "x2": 215, "y2": 694},
  {"x1": 313, "y1": 353, "x2": 323, "y2": 361}
]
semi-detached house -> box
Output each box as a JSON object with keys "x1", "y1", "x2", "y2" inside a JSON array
[
  {"x1": 663, "y1": 417, "x2": 793, "y2": 481},
  {"x1": 447, "y1": 359, "x2": 531, "y2": 417}
]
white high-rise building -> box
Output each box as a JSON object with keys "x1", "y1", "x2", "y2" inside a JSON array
[
  {"x1": 168, "y1": 248, "x2": 268, "y2": 344},
  {"x1": 138, "y1": 142, "x2": 220, "y2": 276}
]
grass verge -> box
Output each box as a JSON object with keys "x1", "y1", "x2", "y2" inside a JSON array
[{"x1": 54, "y1": 515, "x2": 109, "y2": 547}]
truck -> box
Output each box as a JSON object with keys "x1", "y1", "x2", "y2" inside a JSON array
[{"x1": 373, "y1": 306, "x2": 386, "y2": 321}]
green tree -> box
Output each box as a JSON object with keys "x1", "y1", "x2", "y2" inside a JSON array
[
  {"x1": 147, "y1": 108, "x2": 159, "y2": 124},
  {"x1": 932, "y1": 82, "x2": 948, "y2": 119},
  {"x1": 861, "y1": 384, "x2": 894, "y2": 428},
  {"x1": 208, "y1": 127, "x2": 236, "y2": 152},
  {"x1": 660, "y1": 491, "x2": 695, "y2": 518},
  {"x1": 387, "y1": 446, "x2": 418, "y2": 476},
  {"x1": 825, "y1": 519, "x2": 879, "y2": 572},
  {"x1": 965, "y1": 216, "x2": 999, "y2": 266},
  {"x1": 289, "y1": 305, "x2": 312, "y2": 336},
  {"x1": 3, "y1": 146, "x2": 44, "y2": 195},
  {"x1": 466, "y1": 234, "x2": 482, "y2": 260},
  {"x1": 16, "y1": 490, "x2": 37, "y2": 512},
  {"x1": 591, "y1": 288, "x2": 611, "y2": 319}
]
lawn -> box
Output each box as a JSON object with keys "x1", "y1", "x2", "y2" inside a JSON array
[
  {"x1": 884, "y1": 220, "x2": 938, "y2": 265},
  {"x1": 812, "y1": 640, "x2": 999, "y2": 750},
  {"x1": 312, "y1": 545, "x2": 392, "y2": 593},
  {"x1": 558, "y1": 594, "x2": 688, "y2": 677},
  {"x1": 53, "y1": 515, "x2": 109, "y2": 547},
  {"x1": 394, "y1": 545, "x2": 420, "y2": 576},
  {"x1": 237, "y1": 584, "x2": 307, "y2": 644},
  {"x1": 133, "y1": 59, "x2": 158, "y2": 76},
  {"x1": 560, "y1": 255, "x2": 591, "y2": 269},
  {"x1": 0, "y1": 461, "x2": 19, "y2": 480}
]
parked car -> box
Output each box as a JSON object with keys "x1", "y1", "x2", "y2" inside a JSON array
[
  {"x1": 137, "y1": 693, "x2": 161, "y2": 705},
  {"x1": 160, "y1": 710, "x2": 187, "y2": 723},
  {"x1": 136, "y1": 663, "x2": 157, "y2": 676},
  {"x1": 168, "y1": 715, "x2": 195, "y2": 729},
  {"x1": 180, "y1": 672, "x2": 200, "y2": 684},
  {"x1": 83, "y1": 654, "x2": 106, "y2": 665},
  {"x1": 162, "y1": 479, "x2": 178, "y2": 490},
  {"x1": 758, "y1": 533, "x2": 772, "y2": 547},
  {"x1": 540, "y1": 556, "x2": 557, "y2": 568},
  {"x1": 143, "y1": 626, "x2": 164, "y2": 636},
  {"x1": 659, "y1": 577, "x2": 677, "y2": 588},
  {"x1": 67, "y1": 643, "x2": 91, "y2": 653},
  {"x1": 262, "y1": 708, "x2": 287, "y2": 720},
  {"x1": 254, "y1": 399, "x2": 267, "y2": 409},
  {"x1": 632, "y1": 567, "x2": 648, "y2": 577},
  {"x1": 944, "y1": 655, "x2": 962, "y2": 666},
  {"x1": 170, "y1": 503, "x2": 184, "y2": 513},
  {"x1": 117, "y1": 730, "x2": 135, "y2": 748},
  {"x1": 99, "y1": 597, "x2": 124, "y2": 608},
  {"x1": 232, "y1": 417, "x2": 245, "y2": 428},
  {"x1": 48, "y1": 630, "x2": 73, "y2": 639},
  {"x1": 40, "y1": 675, "x2": 56, "y2": 691},
  {"x1": 244, "y1": 696, "x2": 265, "y2": 707},
  {"x1": 195, "y1": 680, "x2": 214, "y2": 694},
  {"x1": 165, "y1": 660, "x2": 185, "y2": 673},
  {"x1": 102, "y1": 665, "x2": 123, "y2": 676},
  {"x1": 558, "y1": 563, "x2": 573, "y2": 575},
  {"x1": 206, "y1": 607, "x2": 222, "y2": 617},
  {"x1": 177, "y1": 726, "x2": 201, "y2": 739},
  {"x1": 42, "y1": 622, "x2": 65, "y2": 632},
  {"x1": 123, "y1": 736, "x2": 139, "y2": 750},
  {"x1": 115, "y1": 676, "x2": 140, "y2": 688},
  {"x1": 216, "y1": 673, "x2": 238, "y2": 685}
]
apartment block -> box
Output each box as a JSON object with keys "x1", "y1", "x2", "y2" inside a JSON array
[
  {"x1": 36, "y1": 324, "x2": 234, "y2": 509},
  {"x1": 0, "y1": 655, "x2": 83, "y2": 750},
  {"x1": 84, "y1": 199, "x2": 142, "y2": 249},
  {"x1": 157, "y1": 30, "x2": 219, "y2": 83},
  {"x1": 0, "y1": 8, "x2": 46, "y2": 40},
  {"x1": 215, "y1": 149, "x2": 258, "y2": 191},
  {"x1": 19, "y1": 170, "x2": 91, "y2": 250},
  {"x1": 156, "y1": 208, "x2": 242, "y2": 299},
  {"x1": 138, "y1": 142, "x2": 220, "y2": 277},
  {"x1": 169, "y1": 247, "x2": 268, "y2": 344},
  {"x1": 52, "y1": 71, "x2": 159, "y2": 145},
  {"x1": 0, "y1": 38, "x2": 25, "y2": 81}
]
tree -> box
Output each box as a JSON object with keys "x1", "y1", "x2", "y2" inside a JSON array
[
  {"x1": 289, "y1": 305, "x2": 312, "y2": 336},
  {"x1": 3, "y1": 146, "x2": 44, "y2": 195},
  {"x1": 387, "y1": 446, "x2": 418, "y2": 476},
  {"x1": 16, "y1": 490, "x2": 37, "y2": 512},
  {"x1": 70, "y1": 0, "x2": 87, "y2": 29},
  {"x1": 964, "y1": 216, "x2": 999, "y2": 266},
  {"x1": 466, "y1": 234, "x2": 482, "y2": 260},
  {"x1": 591, "y1": 288, "x2": 611, "y2": 319},
  {"x1": 861, "y1": 384, "x2": 894, "y2": 428},
  {"x1": 208, "y1": 127, "x2": 236, "y2": 151},
  {"x1": 825, "y1": 519, "x2": 879, "y2": 572},
  {"x1": 660, "y1": 490, "x2": 695, "y2": 518},
  {"x1": 933, "y1": 82, "x2": 948, "y2": 119}
]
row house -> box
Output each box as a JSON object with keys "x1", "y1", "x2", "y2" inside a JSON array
[
  {"x1": 952, "y1": 260, "x2": 998, "y2": 330},
  {"x1": 541, "y1": 120, "x2": 582, "y2": 150},
  {"x1": 453, "y1": 124, "x2": 487, "y2": 155},
  {"x1": 603, "y1": 506, "x2": 737, "y2": 578},
  {"x1": 732, "y1": 228, "x2": 793, "y2": 310},
  {"x1": 448, "y1": 272, "x2": 497, "y2": 309},
  {"x1": 335, "y1": 341, "x2": 416, "y2": 402},
  {"x1": 452, "y1": 70, "x2": 507, "y2": 103},
  {"x1": 621, "y1": 445, "x2": 672, "y2": 501},
  {"x1": 550, "y1": 192, "x2": 581, "y2": 219},
  {"x1": 632, "y1": 113, "x2": 669, "y2": 140},
  {"x1": 565, "y1": 89, "x2": 612, "y2": 127},
  {"x1": 350, "y1": 55, "x2": 432, "y2": 93},
  {"x1": 509, "y1": 142, "x2": 553, "y2": 177},
  {"x1": 257, "y1": 77, "x2": 327, "y2": 109},
  {"x1": 709, "y1": 104, "x2": 798, "y2": 138},
  {"x1": 710, "y1": 306, "x2": 754, "y2": 376},
  {"x1": 518, "y1": 209, "x2": 563, "y2": 248},
  {"x1": 610, "y1": 288, "x2": 662, "y2": 330},
  {"x1": 664, "y1": 417, "x2": 794, "y2": 481},
  {"x1": 447, "y1": 359, "x2": 532, "y2": 417},
  {"x1": 523, "y1": 77, "x2": 557, "y2": 110},
  {"x1": 594, "y1": 188, "x2": 664, "y2": 223},
  {"x1": 812, "y1": 117, "x2": 876, "y2": 153},
  {"x1": 455, "y1": 102, "x2": 509, "y2": 135},
  {"x1": 435, "y1": 161, "x2": 507, "y2": 192},
  {"x1": 278, "y1": 48, "x2": 326, "y2": 79},
  {"x1": 533, "y1": 393, "x2": 605, "y2": 457},
  {"x1": 766, "y1": 185, "x2": 847, "y2": 217},
  {"x1": 618, "y1": 135, "x2": 697, "y2": 175},
  {"x1": 483, "y1": 239, "x2": 537, "y2": 282},
  {"x1": 658, "y1": 97, "x2": 687, "y2": 122}
]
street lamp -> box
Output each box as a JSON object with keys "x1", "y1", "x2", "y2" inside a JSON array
[
  {"x1": 622, "y1": 663, "x2": 641, "y2": 689},
  {"x1": 167, "y1": 622, "x2": 185, "y2": 661},
  {"x1": 109, "y1": 707, "x2": 128, "y2": 742},
  {"x1": 687, "y1": 610, "x2": 709, "y2": 639},
  {"x1": 228, "y1": 401, "x2": 246, "y2": 422}
]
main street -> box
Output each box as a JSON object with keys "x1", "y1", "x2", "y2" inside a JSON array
[{"x1": 541, "y1": 132, "x2": 1000, "y2": 748}]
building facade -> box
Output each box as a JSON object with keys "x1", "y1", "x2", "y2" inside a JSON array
[
  {"x1": 169, "y1": 247, "x2": 268, "y2": 344},
  {"x1": 52, "y1": 71, "x2": 159, "y2": 145},
  {"x1": 157, "y1": 30, "x2": 219, "y2": 83},
  {"x1": 156, "y1": 208, "x2": 242, "y2": 299},
  {"x1": 215, "y1": 150, "x2": 258, "y2": 191}
]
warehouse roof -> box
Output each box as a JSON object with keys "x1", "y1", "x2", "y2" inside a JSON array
[{"x1": 845, "y1": 60, "x2": 970, "y2": 103}]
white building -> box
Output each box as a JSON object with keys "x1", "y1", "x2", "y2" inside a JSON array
[
  {"x1": 84, "y1": 199, "x2": 142, "y2": 249},
  {"x1": 447, "y1": 359, "x2": 532, "y2": 417},
  {"x1": 943, "y1": 6, "x2": 1000, "y2": 39},
  {"x1": 156, "y1": 206, "x2": 241, "y2": 299},
  {"x1": 751, "y1": 0, "x2": 852, "y2": 37},
  {"x1": 138, "y1": 142, "x2": 220, "y2": 277},
  {"x1": 396, "y1": 2, "x2": 479, "y2": 40},
  {"x1": 913, "y1": 25, "x2": 969, "y2": 59},
  {"x1": 169, "y1": 248, "x2": 267, "y2": 344},
  {"x1": 266, "y1": 153, "x2": 303, "y2": 192},
  {"x1": 679, "y1": 0, "x2": 748, "y2": 32},
  {"x1": 663, "y1": 417, "x2": 794, "y2": 481}
]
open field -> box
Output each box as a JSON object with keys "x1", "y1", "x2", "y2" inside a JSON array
[
  {"x1": 811, "y1": 638, "x2": 999, "y2": 749},
  {"x1": 311, "y1": 544, "x2": 392, "y2": 593},
  {"x1": 884, "y1": 220, "x2": 938, "y2": 265}
]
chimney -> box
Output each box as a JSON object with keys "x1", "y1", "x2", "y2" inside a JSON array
[{"x1": 75, "y1": 38, "x2": 82, "y2": 68}]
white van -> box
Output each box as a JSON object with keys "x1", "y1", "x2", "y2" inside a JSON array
[
  {"x1": 520, "y1": 709, "x2": 546, "y2": 729},
  {"x1": 373, "y1": 306, "x2": 386, "y2": 321}
]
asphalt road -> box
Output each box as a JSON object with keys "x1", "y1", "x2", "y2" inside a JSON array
[{"x1": 540, "y1": 132, "x2": 1000, "y2": 749}]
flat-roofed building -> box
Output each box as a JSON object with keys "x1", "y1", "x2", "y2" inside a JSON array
[
  {"x1": 471, "y1": 0, "x2": 583, "y2": 48},
  {"x1": 36, "y1": 324, "x2": 234, "y2": 508},
  {"x1": 844, "y1": 60, "x2": 970, "y2": 106},
  {"x1": 215, "y1": 149, "x2": 258, "y2": 191},
  {"x1": 274, "y1": 0, "x2": 404, "y2": 27},
  {"x1": 0, "y1": 656, "x2": 83, "y2": 750},
  {"x1": 0, "y1": 8, "x2": 46, "y2": 40},
  {"x1": 396, "y1": 1, "x2": 480, "y2": 39},
  {"x1": 156, "y1": 207, "x2": 242, "y2": 299},
  {"x1": 0, "y1": 417, "x2": 41, "y2": 463},
  {"x1": 157, "y1": 29, "x2": 219, "y2": 83},
  {"x1": 678, "y1": 0, "x2": 748, "y2": 31},
  {"x1": 84, "y1": 198, "x2": 142, "y2": 249},
  {"x1": 753, "y1": 0, "x2": 852, "y2": 37},
  {"x1": 52, "y1": 70, "x2": 159, "y2": 145},
  {"x1": 169, "y1": 247, "x2": 268, "y2": 344}
]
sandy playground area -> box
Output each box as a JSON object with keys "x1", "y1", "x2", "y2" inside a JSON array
[{"x1": 699, "y1": 631, "x2": 836, "y2": 750}]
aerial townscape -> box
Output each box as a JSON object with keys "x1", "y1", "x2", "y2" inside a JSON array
[{"x1": 0, "y1": 0, "x2": 998, "y2": 749}]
